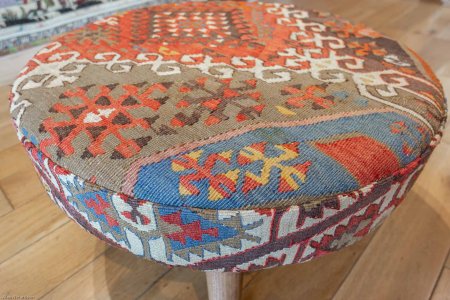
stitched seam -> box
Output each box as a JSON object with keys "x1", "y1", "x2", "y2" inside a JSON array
[{"x1": 20, "y1": 118, "x2": 445, "y2": 212}]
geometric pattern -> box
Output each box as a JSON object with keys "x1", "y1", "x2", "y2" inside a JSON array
[
  {"x1": 171, "y1": 77, "x2": 264, "y2": 127},
  {"x1": 24, "y1": 137, "x2": 427, "y2": 271},
  {"x1": 9, "y1": 1, "x2": 447, "y2": 271},
  {"x1": 171, "y1": 142, "x2": 311, "y2": 201},
  {"x1": 129, "y1": 112, "x2": 430, "y2": 210},
  {"x1": 40, "y1": 82, "x2": 172, "y2": 159},
  {"x1": 237, "y1": 142, "x2": 311, "y2": 194}
]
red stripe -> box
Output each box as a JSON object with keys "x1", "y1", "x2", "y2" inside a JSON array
[{"x1": 315, "y1": 136, "x2": 400, "y2": 185}]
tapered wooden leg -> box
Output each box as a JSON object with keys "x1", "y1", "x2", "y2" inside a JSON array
[{"x1": 206, "y1": 271, "x2": 242, "y2": 300}]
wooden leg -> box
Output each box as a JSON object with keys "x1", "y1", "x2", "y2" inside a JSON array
[{"x1": 206, "y1": 271, "x2": 242, "y2": 300}]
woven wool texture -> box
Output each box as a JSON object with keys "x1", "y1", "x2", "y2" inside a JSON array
[{"x1": 10, "y1": 1, "x2": 447, "y2": 271}]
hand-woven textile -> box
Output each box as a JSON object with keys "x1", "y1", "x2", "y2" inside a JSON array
[{"x1": 10, "y1": 1, "x2": 447, "y2": 271}]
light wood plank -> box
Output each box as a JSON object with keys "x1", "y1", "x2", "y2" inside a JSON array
[
  {"x1": 295, "y1": 0, "x2": 380, "y2": 22},
  {"x1": 432, "y1": 268, "x2": 450, "y2": 300},
  {"x1": 138, "y1": 268, "x2": 208, "y2": 300},
  {"x1": 0, "y1": 186, "x2": 12, "y2": 217},
  {"x1": 362, "y1": 1, "x2": 414, "y2": 30},
  {"x1": 408, "y1": 5, "x2": 450, "y2": 42},
  {"x1": 136, "y1": 268, "x2": 258, "y2": 300},
  {"x1": 0, "y1": 163, "x2": 46, "y2": 208},
  {"x1": 0, "y1": 143, "x2": 34, "y2": 180},
  {"x1": 318, "y1": 0, "x2": 377, "y2": 22},
  {"x1": 0, "y1": 84, "x2": 19, "y2": 150},
  {"x1": 383, "y1": 1, "x2": 439, "y2": 32},
  {"x1": 410, "y1": 36, "x2": 450, "y2": 70},
  {"x1": 0, "y1": 192, "x2": 68, "y2": 264},
  {"x1": 0, "y1": 222, "x2": 108, "y2": 298},
  {"x1": 242, "y1": 232, "x2": 374, "y2": 300},
  {"x1": 0, "y1": 122, "x2": 20, "y2": 152},
  {"x1": 0, "y1": 87, "x2": 49, "y2": 208},
  {"x1": 333, "y1": 191, "x2": 450, "y2": 300},
  {"x1": 0, "y1": 88, "x2": 49, "y2": 209},
  {"x1": 414, "y1": 141, "x2": 450, "y2": 228},
  {"x1": 41, "y1": 247, "x2": 170, "y2": 300}
]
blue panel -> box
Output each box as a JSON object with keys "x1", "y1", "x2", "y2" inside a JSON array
[{"x1": 133, "y1": 112, "x2": 430, "y2": 209}]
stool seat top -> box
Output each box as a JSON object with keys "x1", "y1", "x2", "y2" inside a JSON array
[{"x1": 10, "y1": 1, "x2": 446, "y2": 212}]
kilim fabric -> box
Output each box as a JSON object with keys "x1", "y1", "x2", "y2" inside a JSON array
[
  {"x1": 9, "y1": 1, "x2": 447, "y2": 271},
  {"x1": 0, "y1": 0, "x2": 176, "y2": 56}
]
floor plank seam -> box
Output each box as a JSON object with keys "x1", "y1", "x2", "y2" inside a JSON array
[
  {"x1": 0, "y1": 185, "x2": 13, "y2": 211},
  {"x1": 242, "y1": 272, "x2": 259, "y2": 290},
  {"x1": 37, "y1": 248, "x2": 110, "y2": 300},
  {"x1": 331, "y1": 230, "x2": 380, "y2": 299},
  {"x1": 0, "y1": 191, "x2": 46, "y2": 218},
  {"x1": 428, "y1": 246, "x2": 450, "y2": 300},
  {"x1": 134, "y1": 268, "x2": 173, "y2": 300},
  {"x1": 0, "y1": 219, "x2": 70, "y2": 265}
]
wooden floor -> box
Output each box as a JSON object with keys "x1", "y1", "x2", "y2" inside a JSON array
[{"x1": 1, "y1": 0, "x2": 450, "y2": 299}]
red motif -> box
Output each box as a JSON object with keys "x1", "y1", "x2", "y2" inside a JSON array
[
  {"x1": 40, "y1": 82, "x2": 170, "y2": 159},
  {"x1": 160, "y1": 211, "x2": 219, "y2": 245},
  {"x1": 85, "y1": 194, "x2": 119, "y2": 227},
  {"x1": 315, "y1": 136, "x2": 401, "y2": 185},
  {"x1": 284, "y1": 84, "x2": 335, "y2": 109},
  {"x1": 172, "y1": 150, "x2": 239, "y2": 200},
  {"x1": 171, "y1": 77, "x2": 264, "y2": 127}
]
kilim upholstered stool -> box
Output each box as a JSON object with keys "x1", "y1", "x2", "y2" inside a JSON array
[{"x1": 9, "y1": 1, "x2": 447, "y2": 299}]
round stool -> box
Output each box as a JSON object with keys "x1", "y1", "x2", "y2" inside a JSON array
[{"x1": 9, "y1": 1, "x2": 447, "y2": 299}]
